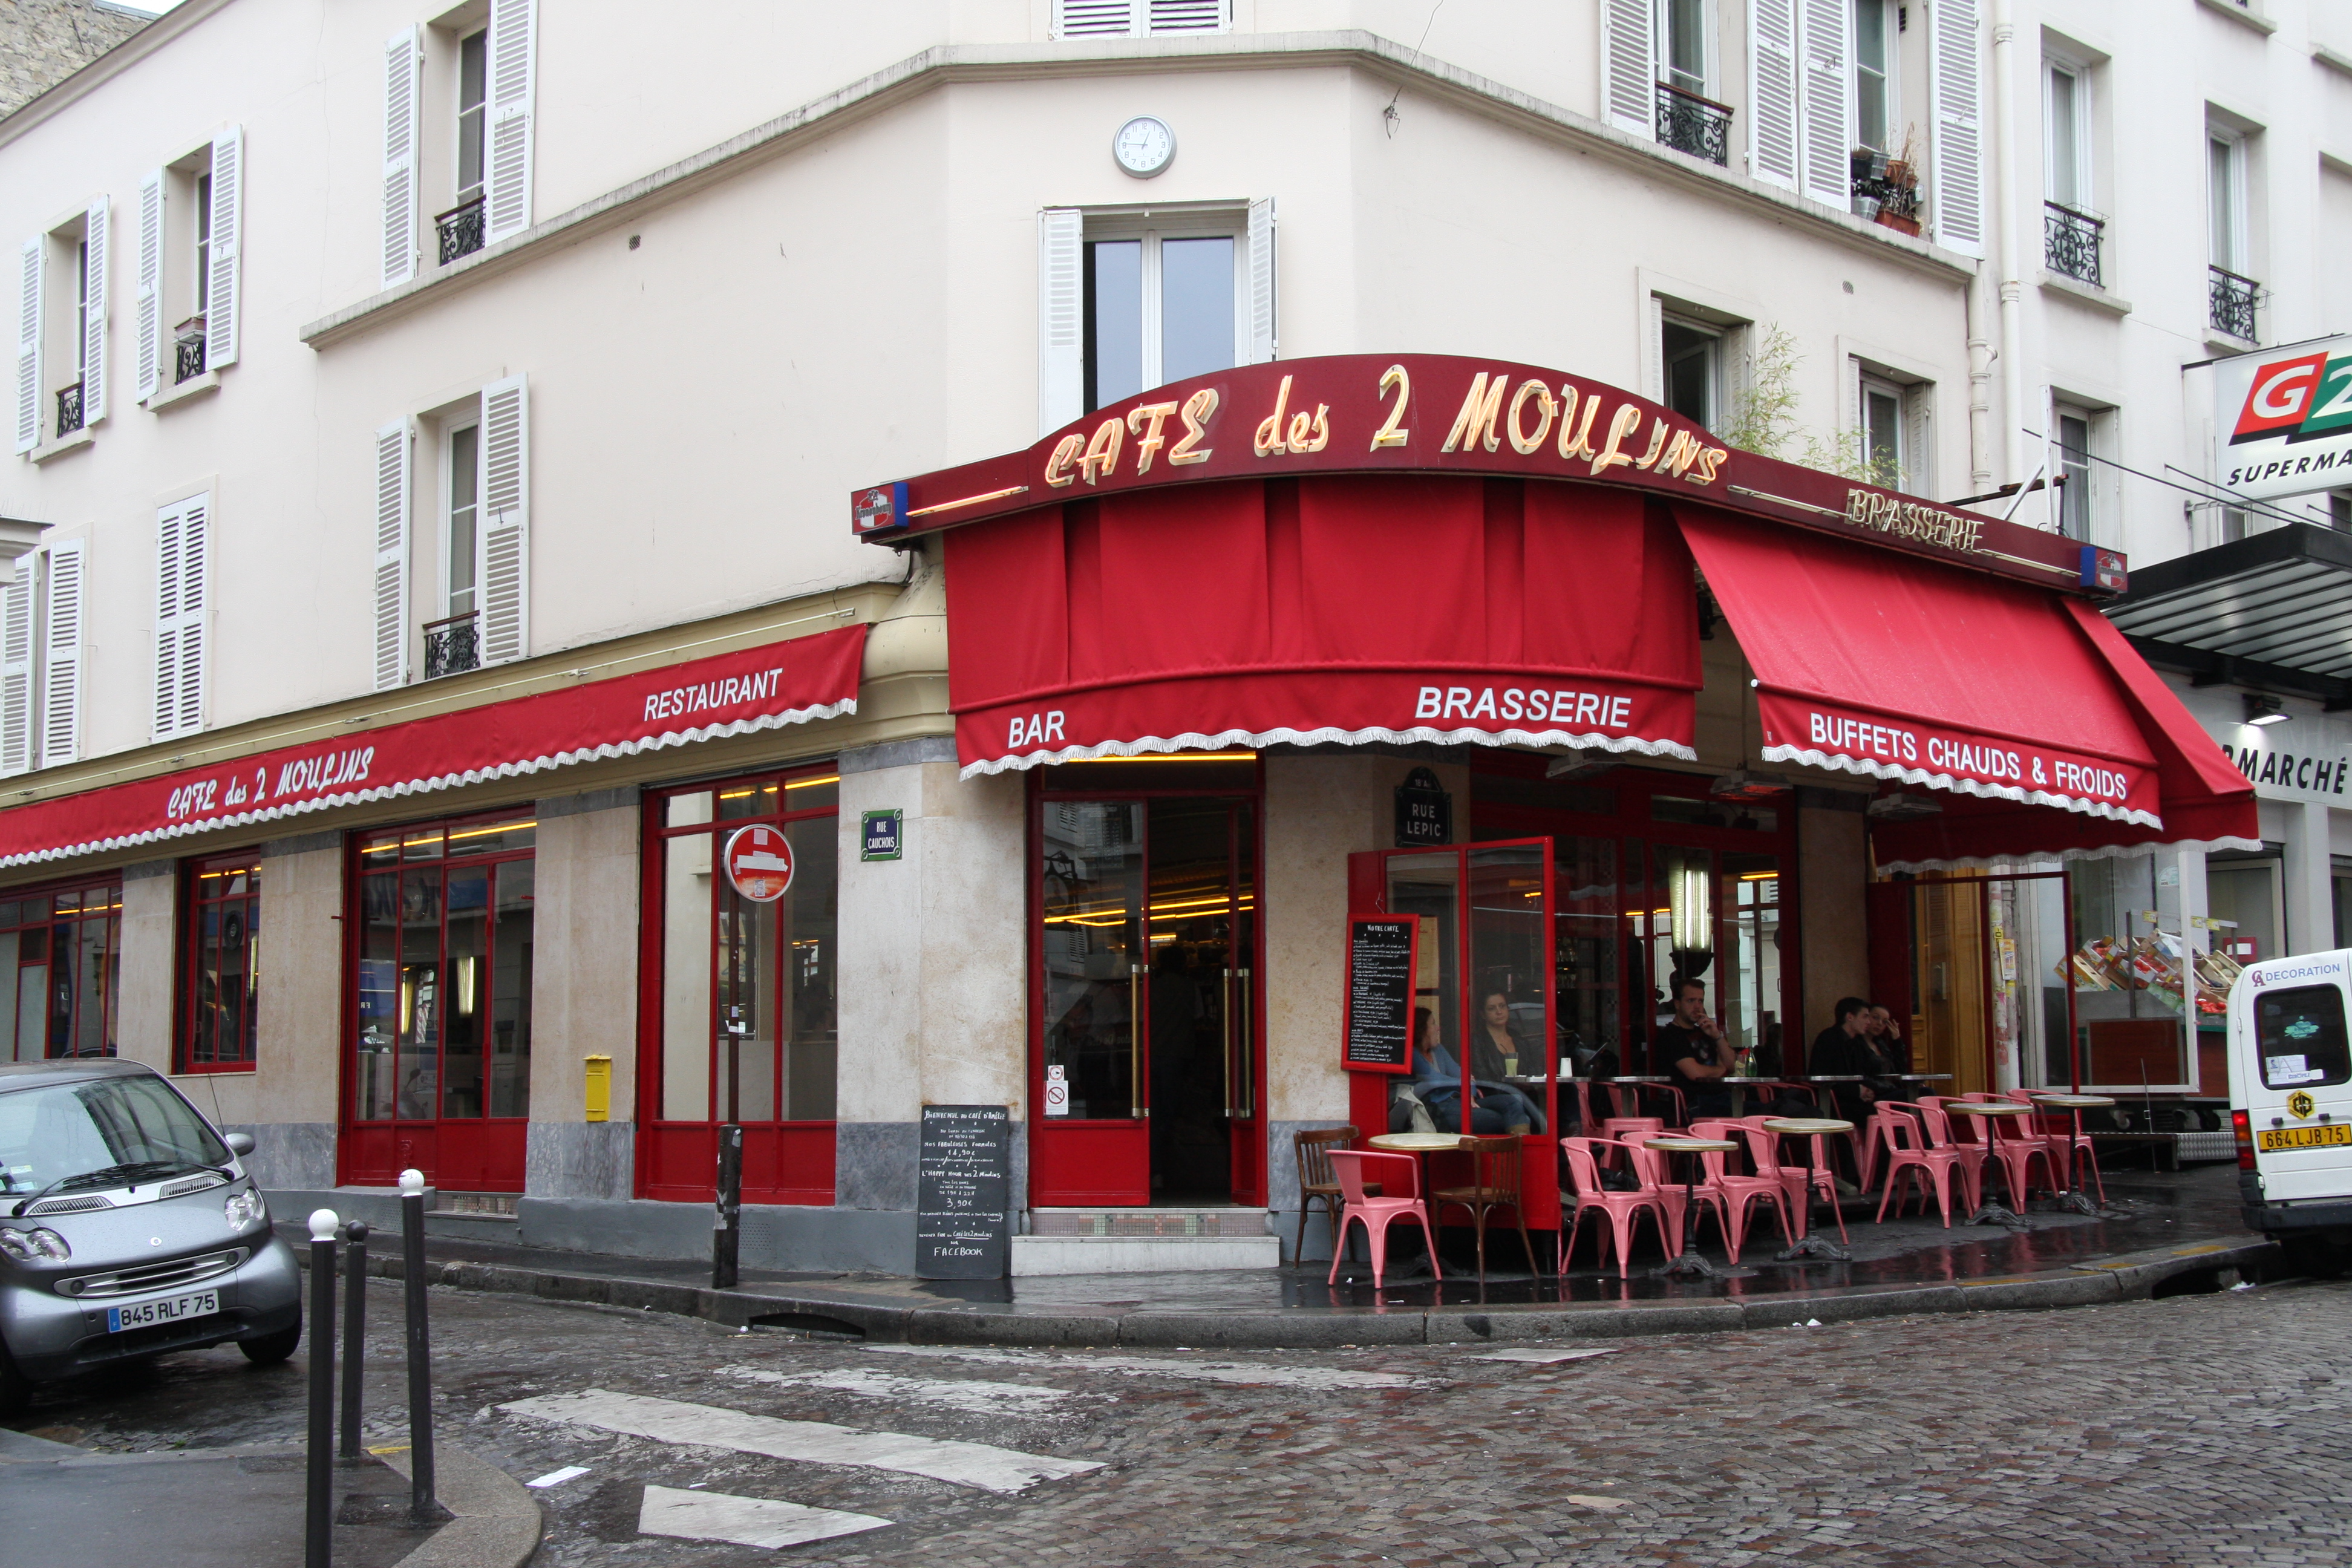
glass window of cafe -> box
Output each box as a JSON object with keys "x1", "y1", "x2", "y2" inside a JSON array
[
  {"x1": 648, "y1": 765, "x2": 839, "y2": 1131},
  {"x1": 178, "y1": 854, "x2": 260, "y2": 1073},
  {"x1": 0, "y1": 879, "x2": 122, "y2": 1062},
  {"x1": 349, "y1": 814, "x2": 537, "y2": 1125}
]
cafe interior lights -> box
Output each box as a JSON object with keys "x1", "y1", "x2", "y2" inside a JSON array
[{"x1": 1668, "y1": 858, "x2": 1713, "y2": 978}]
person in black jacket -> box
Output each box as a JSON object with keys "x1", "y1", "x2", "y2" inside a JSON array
[{"x1": 1808, "y1": 996, "x2": 1900, "y2": 1123}]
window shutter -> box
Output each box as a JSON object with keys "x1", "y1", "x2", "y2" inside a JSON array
[
  {"x1": 382, "y1": 27, "x2": 423, "y2": 287},
  {"x1": 1246, "y1": 196, "x2": 1276, "y2": 365},
  {"x1": 1601, "y1": 0, "x2": 1656, "y2": 139},
  {"x1": 485, "y1": 0, "x2": 536, "y2": 241},
  {"x1": 136, "y1": 170, "x2": 162, "y2": 402},
  {"x1": 80, "y1": 197, "x2": 106, "y2": 425},
  {"x1": 1144, "y1": 0, "x2": 1226, "y2": 32},
  {"x1": 153, "y1": 503, "x2": 181, "y2": 738},
  {"x1": 206, "y1": 126, "x2": 243, "y2": 370},
  {"x1": 14, "y1": 238, "x2": 39, "y2": 455},
  {"x1": 0, "y1": 564, "x2": 31, "y2": 778},
  {"x1": 1797, "y1": 0, "x2": 1852, "y2": 207},
  {"x1": 373, "y1": 420, "x2": 411, "y2": 691},
  {"x1": 1748, "y1": 0, "x2": 1802, "y2": 189},
  {"x1": 1054, "y1": 0, "x2": 1138, "y2": 36},
  {"x1": 1036, "y1": 207, "x2": 1082, "y2": 434},
  {"x1": 152, "y1": 497, "x2": 210, "y2": 740},
  {"x1": 42, "y1": 538, "x2": 83, "y2": 765},
  {"x1": 477, "y1": 376, "x2": 529, "y2": 665},
  {"x1": 1928, "y1": 0, "x2": 1985, "y2": 257}
]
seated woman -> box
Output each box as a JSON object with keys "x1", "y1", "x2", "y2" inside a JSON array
[
  {"x1": 1408, "y1": 1007, "x2": 1514, "y2": 1135},
  {"x1": 1468, "y1": 991, "x2": 1546, "y2": 1132}
]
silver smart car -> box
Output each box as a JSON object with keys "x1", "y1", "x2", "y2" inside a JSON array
[{"x1": 0, "y1": 1059, "x2": 301, "y2": 1414}]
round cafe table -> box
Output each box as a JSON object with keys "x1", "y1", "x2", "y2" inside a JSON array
[
  {"x1": 1944, "y1": 1100, "x2": 2036, "y2": 1225},
  {"x1": 1645, "y1": 1136, "x2": 1740, "y2": 1279},
  {"x1": 1761, "y1": 1116, "x2": 1857, "y2": 1259},
  {"x1": 2027, "y1": 1093, "x2": 2118, "y2": 1211}
]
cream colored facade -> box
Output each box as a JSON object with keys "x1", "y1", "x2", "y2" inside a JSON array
[{"x1": 4, "y1": 0, "x2": 2286, "y2": 1270}]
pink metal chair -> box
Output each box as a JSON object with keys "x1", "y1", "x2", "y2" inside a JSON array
[
  {"x1": 1873, "y1": 1106, "x2": 1969, "y2": 1227},
  {"x1": 1963, "y1": 1093, "x2": 2058, "y2": 1208},
  {"x1": 1739, "y1": 1116, "x2": 1849, "y2": 1244},
  {"x1": 1912, "y1": 1097, "x2": 1991, "y2": 1211},
  {"x1": 2021, "y1": 1095, "x2": 2106, "y2": 1204},
  {"x1": 1560, "y1": 1137, "x2": 1673, "y2": 1279},
  {"x1": 1689, "y1": 1119, "x2": 1794, "y2": 1263},
  {"x1": 1325, "y1": 1151, "x2": 1442, "y2": 1289},
  {"x1": 1615, "y1": 1133, "x2": 1703, "y2": 1245},
  {"x1": 1596, "y1": 1117, "x2": 1666, "y2": 1177}
]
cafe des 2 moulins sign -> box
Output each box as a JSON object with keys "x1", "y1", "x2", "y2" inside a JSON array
[{"x1": 849, "y1": 353, "x2": 2119, "y2": 595}]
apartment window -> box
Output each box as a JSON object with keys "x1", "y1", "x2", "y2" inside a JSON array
[
  {"x1": 179, "y1": 855, "x2": 260, "y2": 1073},
  {"x1": 0, "y1": 880, "x2": 122, "y2": 1062},
  {"x1": 0, "y1": 540, "x2": 85, "y2": 776},
  {"x1": 439, "y1": 28, "x2": 489, "y2": 265},
  {"x1": 1085, "y1": 226, "x2": 1239, "y2": 411},
  {"x1": 133, "y1": 129, "x2": 241, "y2": 402},
  {"x1": 378, "y1": 375, "x2": 531, "y2": 691},
  {"x1": 1661, "y1": 317, "x2": 1722, "y2": 430},
  {"x1": 2055, "y1": 407, "x2": 2096, "y2": 541},
  {"x1": 2208, "y1": 129, "x2": 2258, "y2": 339},
  {"x1": 1053, "y1": 0, "x2": 1228, "y2": 37},
  {"x1": 428, "y1": 421, "x2": 482, "y2": 678},
  {"x1": 1860, "y1": 374, "x2": 1907, "y2": 487},
  {"x1": 2042, "y1": 62, "x2": 2102, "y2": 287},
  {"x1": 1653, "y1": 0, "x2": 1731, "y2": 165},
  {"x1": 1854, "y1": 0, "x2": 1895, "y2": 153},
  {"x1": 13, "y1": 202, "x2": 106, "y2": 454}
]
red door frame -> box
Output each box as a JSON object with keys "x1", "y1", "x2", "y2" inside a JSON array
[
  {"x1": 338, "y1": 811, "x2": 535, "y2": 1192},
  {"x1": 1026, "y1": 761, "x2": 1269, "y2": 1210},
  {"x1": 633, "y1": 762, "x2": 840, "y2": 1206}
]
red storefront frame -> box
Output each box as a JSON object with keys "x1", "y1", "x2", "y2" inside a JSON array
[
  {"x1": 176, "y1": 852, "x2": 261, "y2": 1074},
  {"x1": 635, "y1": 763, "x2": 840, "y2": 1206}
]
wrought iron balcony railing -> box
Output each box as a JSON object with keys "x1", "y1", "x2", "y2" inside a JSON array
[
  {"x1": 1655, "y1": 81, "x2": 1732, "y2": 168},
  {"x1": 423, "y1": 611, "x2": 481, "y2": 680},
  {"x1": 174, "y1": 318, "x2": 206, "y2": 384},
  {"x1": 54, "y1": 381, "x2": 83, "y2": 437},
  {"x1": 2209, "y1": 266, "x2": 2259, "y2": 341},
  {"x1": 437, "y1": 196, "x2": 486, "y2": 267},
  {"x1": 2043, "y1": 201, "x2": 2103, "y2": 288}
]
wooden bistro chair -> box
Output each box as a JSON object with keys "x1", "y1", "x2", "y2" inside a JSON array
[
  {"x1": 1431, "y1": 1134, "x2": 1540, "y2": 1279},
  {"x1": 1292, "y1": 1126, "x2": 1364, "y2": 1263}
]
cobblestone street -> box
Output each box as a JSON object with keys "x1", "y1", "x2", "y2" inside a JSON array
[{"x1": 8, "y1": 1271, "x2": 2347, "y2": 1566}]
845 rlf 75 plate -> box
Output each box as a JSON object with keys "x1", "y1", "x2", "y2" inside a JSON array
[
  {"x1": 2257, "y1": 1124, "x2": 2351, "y2": 1154},
  {"x1": 105, "y1": 1289, "x2": 218, "y2": 1333}
]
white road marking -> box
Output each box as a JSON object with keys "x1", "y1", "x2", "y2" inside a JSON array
[
  {"x1": 866, "y1": 1344, "x2": 1429, "y2": 1390},
  {"x1": 497, "y1": 1390, "x2": 1102, "y2": 1495},
  {"x1": 525, "y1": 1465, "x2": 590, "y2": 1488},
  {"x1": 720, "y1": 1364, "x2": 1090, "y2": 1416},
  {"x1": 637, "y1": 1484, "x2": 891, "y2": 1549},
  {"x1": 1468, "y1": 1347, "x2": 1621, "y2": 1365}
]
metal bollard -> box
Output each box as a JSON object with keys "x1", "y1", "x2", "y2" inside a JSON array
[
  {"x1": 399, "y1": 1169, "x2": 439, "y2": 1523},
  {"x1": 339, "y1": 1220, "x2": 369, "y2": 1462},
  {"x1": 713, "y1": 1123, "x2": 743, "y2": 1290},
  {"x1": 305, "y1": 1209, "x2": 340, "y2": 1568}
]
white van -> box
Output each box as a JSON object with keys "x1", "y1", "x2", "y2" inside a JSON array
[{"x1": 2229, "y1": 950, "x2": 2352, "y2": 1275}]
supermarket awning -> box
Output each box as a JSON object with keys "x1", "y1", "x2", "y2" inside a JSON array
[
  {"x1": 2104, "y1": 521, "x2": 2352, "y2": 701},
  {"x1": 1675, "y1": 505, "x2": 2259, "y2": 868},
  {"x1": 942, "y1": 477, "x2": 1704, "y2": 774}
]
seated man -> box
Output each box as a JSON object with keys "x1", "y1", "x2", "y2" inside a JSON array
[
  {"x1": 1656, "y1": 975, "x2": 1747, "y2": 1121},
  {"x1": 1809, "y1": 996, "x2": 1905, "y2": 1123}
]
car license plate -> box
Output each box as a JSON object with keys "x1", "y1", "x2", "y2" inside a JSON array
[
  {"x1": 2258, "y1": 1124, "x2": 2351, "y2": 1154},
  {"x1": 105, "y1": 1289, "x2": 218, "y2": 1333}
]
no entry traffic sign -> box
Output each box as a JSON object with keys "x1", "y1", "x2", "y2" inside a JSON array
[{"x1": 722, "y1": 824, "x2": 795, "y2": 902}]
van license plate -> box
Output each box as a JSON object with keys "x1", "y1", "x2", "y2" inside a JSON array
[
  {"x1": 2258, "y1": 1125, "x2": 2351, "y2": 1153},
  {"x1": 106, "y1": 1289, "x2": 218, "y2": 1333}
]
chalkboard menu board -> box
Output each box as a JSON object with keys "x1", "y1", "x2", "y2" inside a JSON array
[
  {"x1": 916, "y1": 1105, "x2": 1011, "y2": 1279},
  {"x1": 1344, "y1": 915, "x2": 1418, "y2": 1073}
]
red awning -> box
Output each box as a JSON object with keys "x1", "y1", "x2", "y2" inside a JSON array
[
  {"x1": 0, "y1": 625, "x2": 866, "y2": 868},
  {"x1": 1676, "y1": 505, "x2": 2258, "y2": 866},
  {"x1": 945, "y1": 477, "x2": 1703, "y2": 774}
]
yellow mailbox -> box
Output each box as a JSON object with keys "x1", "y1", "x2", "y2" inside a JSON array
[{"x1": 583, "y1": 1054, "x2": 612, "y2": 1122}]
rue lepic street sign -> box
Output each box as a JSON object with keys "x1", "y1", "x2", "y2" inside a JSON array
[
  {"x1": 2213, "y1": 335, "x2": 2352, "y2": 502},
  {"x1": 722, "y1": 824, "x2": 795, "y2": 902}
]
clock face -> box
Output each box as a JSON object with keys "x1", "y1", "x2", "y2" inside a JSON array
[{"x1": 1113, "y1": 116, "x2": 1175, "y2": 177}]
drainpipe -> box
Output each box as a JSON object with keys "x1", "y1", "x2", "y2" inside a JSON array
[{"x1": 1991, "y1": 0, "x2": 2028, "y2": 495}]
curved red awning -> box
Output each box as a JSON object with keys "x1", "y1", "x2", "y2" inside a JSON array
[
  {"x1": 1675, "y1": 504, "x2": 2258, "y2": 867},
  {"x1": 946, "y1": 477, "x2": 1702, "y2": 774}
]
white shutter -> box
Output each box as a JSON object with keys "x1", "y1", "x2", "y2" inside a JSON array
[
  {"x1": 135, "y1": 170, "x2": 162, "y2": 402},
  {"x1": 1928, "y1": 0, "x2": 1985, "y2": 258},
  {"x1": 1144, "y1": 0, "x2": 1226, "y2": 32},
  {"x1": 0, "y1": 565, "x2": 31, "y2": 777},
  {"x1": 485, "y1": 0, "x2": 535, "y2": 241},
  {"x1": 1037, "y1": 207, "x2": 1082, "y2": 434},
  {"x1": 41, "y1": 538, "x2": 83, "y2": 765},
  {"x1": 477, "y1": 376, "x2": 529, "y2": 665},
  {"x1": 206, "y1": 126, "x2": 243, "y2": 369},
  {"x1": 1054, "y1": 0, "x2": 1138, "y2": 36},
  {"x1": 152, "y1": 495, "x2": 209, "y2": 740},
  {"x1": 14, "y1": 238, "x2": 40, "y2": 454},
  {"x1": 373, "y1": 420, "x2": 411, "y2": 691},
  {"x1": 1749, "y1": 0, "x2": 1801, "y2": 189},
  {"x1": 1798, "y1": 0, "x2": 1853, "y2": 207},
  {"x1": 382, "y1": 27, "x2": 423, "y2": 287},
  {"x1": 1246, "y1": 197, "x2": 1276, "y2": 365},
  {"x1": 1601, "y1": 0, "x2": 1656, "y2": 139},
  {"x1": 80, "y1": 197, "x2": 106, "y2": 425}
]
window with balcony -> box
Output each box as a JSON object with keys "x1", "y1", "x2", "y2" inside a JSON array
[
  {"x1": 2042, "y1": 60, "x2": 2102, "y2": 287},
  {"x1": 429, "y1": 421, "x2": 483, "y2": 679},
  {"x1": 374, "y1": 377, "x2": 531, "y2": 691},
  {"x1": 1655, "y1": 0, "x2": 1731, "y2": 166},
  {"x1": 438, "y1": 28, "x2": 489, "y2": 266},
  {"x1": 1854, "y1": 0, "x2": 1894, "y2": 154},
  {"x1": 2208, "y1": 129, "x2": 2259, "y2": 340},
  {"x1": 13, "y1": 202, "x2": 107, "y2": 454},
  {"x1": 129, "y1": 130, "x2": 241, "y2": 403},
  {"x1": 387, "y1": 5, "x2": 531, "y2": 288}
]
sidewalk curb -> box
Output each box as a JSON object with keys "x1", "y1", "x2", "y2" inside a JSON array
[
  {"x1": 313, "y1": 1234, "x2": 2277, "y2": 1349},
  {"x1": 376, "y1": 1440, "x2": 542, "y2": 1568}
]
